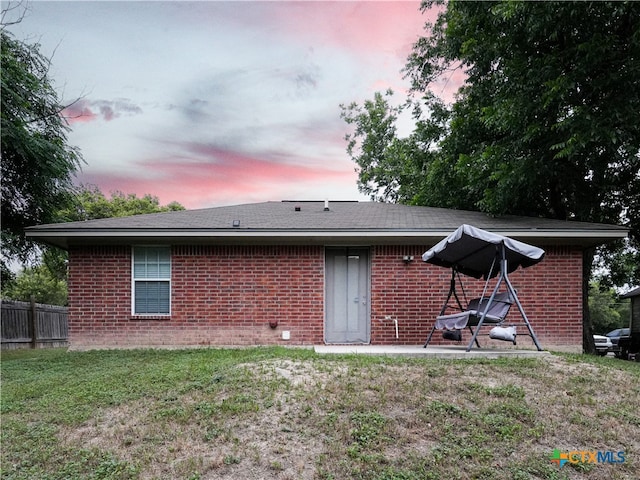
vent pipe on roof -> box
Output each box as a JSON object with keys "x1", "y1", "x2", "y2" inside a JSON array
[{"x1": 324, "y1": 199, "x2": 330, "y2": 211}]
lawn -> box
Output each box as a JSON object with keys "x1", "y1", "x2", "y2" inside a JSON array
[{"x1": 1, "y1": 347, "x2": 639, "y2": 479}]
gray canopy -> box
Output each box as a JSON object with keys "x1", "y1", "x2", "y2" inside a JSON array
[{"x1": 422, "y1": 224, "x2": 545, "y2": 279}]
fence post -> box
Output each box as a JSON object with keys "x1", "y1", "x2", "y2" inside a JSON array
[{"x1": 30, "y1": 295, "x2": 37, "y2": 349}]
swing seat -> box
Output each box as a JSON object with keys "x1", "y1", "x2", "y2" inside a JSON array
[
  {"x1": 422, "y1": 225, "x2": 545, "y2": 352},
  {"x1": 434, "y1": 292, "x2": 513, "y2": 330}
]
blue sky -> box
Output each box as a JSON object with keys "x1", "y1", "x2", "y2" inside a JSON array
[{"x1": 6, "y1": 1, "x2": 447, "y2": 209}]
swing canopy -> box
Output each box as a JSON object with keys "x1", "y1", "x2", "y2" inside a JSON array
[{"x1": 421, "y1": 224, "x2": 545, "y2": 279}]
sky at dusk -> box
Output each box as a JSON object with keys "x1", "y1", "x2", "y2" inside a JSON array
[{"x1": 6, "y1": 0, "x2": 446, "y2": 209}]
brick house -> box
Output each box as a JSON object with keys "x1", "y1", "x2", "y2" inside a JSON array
[{"x1": 26, "y1": 201, "x2": 627, "y2": 350}]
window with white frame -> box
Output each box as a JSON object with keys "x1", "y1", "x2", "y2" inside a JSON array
[{"x1": 132, "y1": 246, "x2": 171, "y2": 315}]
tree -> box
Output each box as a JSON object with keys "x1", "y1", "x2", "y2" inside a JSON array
[
  {"x1": 2, "y1": 264, "x2": 67, "y2": 306},
  {"x1": 56, "y1": 184, "x2": 185, "y2": 222},
  {"x1": 0, "y1": 8, "x2": 185, "y2": 303},
  {"x1": 1, "y1": 27, "x2": 84, "y2": 272},
  {"x1": 46, "y1": 185, "x2": 184, "y2": 278},
  {"x1": 342, "y1": 1, "x2": 640, "y2": 353},
  {"x1": 1, "y1": 186, "x2": 186, "y2": 303},
  {"x1": 341, "y1": 89, "x2": 446, "y2": 204},
  {"x1": 589, "y1": 283, "x2": 630, "y2": 334}
]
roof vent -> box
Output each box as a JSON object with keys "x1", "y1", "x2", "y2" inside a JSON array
[
  {"x1": 232, "y1": 220, "x2": 240, "y2": 227},
  {"x1": 324, "y1": 199, "x2": 330, "y2": 211},
  {"x1": 295, "y1": 206, "x2": 301, "y2": 212}
]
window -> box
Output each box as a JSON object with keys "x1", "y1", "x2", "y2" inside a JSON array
[{"x1": 132, "y1": 246, "x2": 171, "y2": 315}]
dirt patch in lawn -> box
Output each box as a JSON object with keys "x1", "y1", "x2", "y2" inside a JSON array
[
  {"x1": 62, "y1": 360, "x2": 338, "y2": 479},
  {"x1": 58, "y1": 355, "x2": 640, "y2": 479}
]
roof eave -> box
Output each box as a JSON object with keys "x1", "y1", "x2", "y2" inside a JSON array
[{"x1": 25, "y1": 228, "x2": 628, "y2": 250}]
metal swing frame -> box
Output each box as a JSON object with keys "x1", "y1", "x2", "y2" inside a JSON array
[{"x1": 422, "y1": 226, "x2": 544, "y2": 352}]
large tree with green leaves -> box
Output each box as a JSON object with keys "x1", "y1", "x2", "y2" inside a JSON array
[
  {"x1": 589, "y1": 283, "x2": 630, "y2": 335},
  {"x1": 1, "y1": 27, "x2": 83, "y2": 269},
  {"x1": 1, "y1": 186, "x2": 185, "y2": 304},
  {"x1": 46, "y1": 184, "x2": 184, "y2": 283},
  {"x1": 56, "y1": 185, "x2": 185, "y2": 222},
  {"x1": 342, "y1": 0, "x2": 640, "y2": 353},
  {"x1": 2, "y1": 263, "x2": 68, "y2": 305}
]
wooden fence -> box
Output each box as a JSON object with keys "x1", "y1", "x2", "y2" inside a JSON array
[{"x1": 1, "y1": 299, "x2": 68, "y2": 349}]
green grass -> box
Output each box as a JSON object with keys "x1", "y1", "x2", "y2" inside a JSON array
[{"x1": 1, "y1": 347, "x2": 639, "y2": 479}]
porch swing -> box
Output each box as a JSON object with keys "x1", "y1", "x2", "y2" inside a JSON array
[{"x1": 422, "y1": 224, "x2": 545, "y2": 352}]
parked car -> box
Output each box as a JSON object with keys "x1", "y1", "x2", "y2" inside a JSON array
[
  {"x1": 594, "y1": 334, "x2": 613, "y2": 356},
  {"x1": 606, "y1": 328, "x2": 630, "y2": 357}
]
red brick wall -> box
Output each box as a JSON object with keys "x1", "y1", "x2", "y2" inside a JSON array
[
  {"x1": 370, "y1": 245, "x2": 583, "y2": 349},
  {"x1": 68, "y1": 245, "x2": 324, "y2": 347},
  {"x1": 170, "y1": 245, "x2": 324, "y2": 345},
  {"x1": 68, "y1": 243, "x2": 583, "y2": 349},
  {"x1": 68, "y1": 246, "x2": 132, "y2": 346}
]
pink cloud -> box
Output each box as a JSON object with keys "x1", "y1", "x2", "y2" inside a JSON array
[
  {"x1": 268, "y1": 2, "x2": 461, "y2": 106},
  {"x1": 62, "y1": 100, "x2": 98, "y2": 124},
  {"x1": 76, "y1": 145, "x2": 356, "y2": 209},
  {"x1": 277, "y1": 2, "x2": 431, "y2": 58},
  {"x1": 66, "y1": 2, "x2": 456, "y2": 210},
  {"x1": 62, "y1": 98, "x2": 142, "y2": 125}
]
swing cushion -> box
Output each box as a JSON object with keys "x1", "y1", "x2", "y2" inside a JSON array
[{"x1": 435, "y1": 292, "x2": 513, "y2": 330}]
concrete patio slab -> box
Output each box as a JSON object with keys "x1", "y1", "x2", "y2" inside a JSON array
[{"x1": 314, "y1": 344, "x2": 551, "y2": 359}]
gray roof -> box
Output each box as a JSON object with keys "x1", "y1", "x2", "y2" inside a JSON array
[
  {"x1": 25, "y1": 200, "x2": 628, "y2": 249},
  {"x1": 621, "y1": 287, "x2": 640, "y2": 299}
]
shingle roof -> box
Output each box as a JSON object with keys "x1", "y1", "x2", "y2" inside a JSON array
[
  {"x1": 621, "y1": 287, "x2": 640, "y2": 299},
  {"x1": 25, "y1": 200, "x2": 628, "y2": 249}
]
